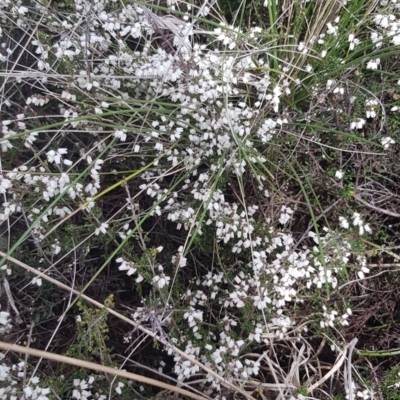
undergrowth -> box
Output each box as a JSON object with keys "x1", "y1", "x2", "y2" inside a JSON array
[{"x1": 1, "y1": 0, "x2": 400, "y2": 399}]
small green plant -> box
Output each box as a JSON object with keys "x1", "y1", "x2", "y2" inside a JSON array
[
  {"x1": 382, "y1": 366, "x2": 400, "y2": 400},
  {"x1": 66, "y1": 296, "x2": 114, "y2": 364}
]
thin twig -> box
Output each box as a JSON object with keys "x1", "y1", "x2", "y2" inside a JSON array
[
  {"x1": 307, "y1": 338, "x2": 357, "y2": 394},
  {"x1": 347, "y1": 338, "x2": 358, "y2": 400},
  {"x1": 22, "y1": 322, "x2": 34, "y2": 388},
  {"x1": 353, "y1": 193, "x2": 400, "y2": 218}
]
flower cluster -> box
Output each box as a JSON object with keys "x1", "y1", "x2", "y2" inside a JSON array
[
  {"x1": 339, "y1": 213, "x2": 372, "y2": 235},
  {"x1": 116, "y1": 257, "x2": 143, "y2": 282},
  {"x1": 0, "y1": 356, "x2": 51, "y2": 400},
  {"x1": 320, "y1": 306, "x2": 352, "y2": 328},
  {"x1": 72, "y1": 377, "x2": 94, "y2": 400}
]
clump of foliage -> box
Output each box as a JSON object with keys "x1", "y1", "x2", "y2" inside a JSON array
[
  {"x1": 1, "y1": 0, "x2": 400, "y2": 399},
  {"x1": 382, "y1": 365, "x2": 400, "y2": 400}
]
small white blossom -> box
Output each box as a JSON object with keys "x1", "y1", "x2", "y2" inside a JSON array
[
  {"x1": 47, "y1": 148, "x2": 68, "y2": 164},
  {"x1": 95, "y1": 222, "x2": 109, "y2": 236},
  {"x1": 0, "y1": 177, "x2": 12, "y2": 194},
  {"x1": 335, "y1": 170, "x2": 344, "y2": 180},
  {"x1": 117, "y1": 258, "x2": 137, "y2": 276},
  {"x1": 0, "y1": 311, "x2": 10, "y2": 326},
  {"x1": 366, "y1": 59, "x2": 380, "y2": 70},
  {"x1": 114, "y1": 130, "x2": 127, "y2": 141},
  {"x1": 279, "y1": 206, "x2": 293, "y2": 225},
  {"x1": 350, "y1": 118, "x2": 366, "y2": 130},
  {"x1": 32, "y1": 277, "x2": 42, "y2": 287},
  {"x1": 339, "y1": 216, "x2": 349, "y2": 229},
  {"x1": 152, "y1": 274, "x2": 170, "y2": 289},
  {"x1": 115, "y1": 382, "x2": 124, "y2": 395},
  {"x1": 348, "y1": 34, "x2": 360, "y2": 50},
  {"x1": 381, "y1": 136, "x2": 395, "y2": 149}
]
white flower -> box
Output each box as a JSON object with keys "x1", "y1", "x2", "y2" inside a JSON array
[
  {"x1": 0, "y1": 177, "x2": 12, "y2": 194},
  {"x1": 358, "y1": 265, "x2": 370, "y2": 280},
  {"x1": 335, "y1": 170, "x2": 344, "y2": 180},
  {"x1": 361, "y1": 266, "x2": 370, "y2": 274},
  {"x1": 117, "y1": 258, "x2": 137, "y2": 276},
  {"x1": 333, "y1": 86, "x2": 344, "y2": 95},
  {"x1": 279, "y1": 206, "x2": 293, "y2": 225},
  {"x1": 115, "y1": 382, "x2": 124, "y2": 395},
  {"x1": 1, "y1": 138, "x2": 13, "y2": 152},
  {"x1": 114, "y1": 130, "x2": 127, "y2": 141},
  {"x1": 95, "y1": 222, "x2": 109, "y2": 235},
  {"x1": 350, "y1": 118, "x2": 366, "y2": 130},
  {"x1": 47, "y1": 148, "x2": 68, "y2": 164},
  {"x1": 326, "y1": 22, "x2": 338, "y2": 35},
  {"x1": 0, "y1": 311, "x2": 10, "y2": 325},
  {"x1": 352, "y1": 212, "x2": 362, "y2": 226},
  {"x1": 381, "y1": 136, "x2": 395, "y2": 149},
  {"x1": 326, "y1": 79, "x2": 334, "y2": 89},
  {"x1": 253, "y1": 294, "x2": 271, "y2": 309},
  {"x1": 357, "y1": 389, "x2": 373, "y2": 399},
  {"x1": 32, "y1": 277, "x2": 42, "y2": 286},
  {"x1": 72, "y1": 377, "x2": 93, "y2": 399},
  {"x1": 392, "y1": 35, "x2": 400, "y2": 46},
  {"x1": 15, "y1": 6, "x2": 28, "y2": 15},
  {"x1": 152, "y1": 274, "x2": 170, "y2": 289},
  {"x1": 374, "y1": 14, "x2": 389, "y2": 29},
  {"x1": 348, "y1": 34, "x2": 360, "y2": 50},
  {"x1": 366, "y1": 59, "x2": 380, "y2": 70},
  {"x1": 51, "y1": 241, "x2": 61, "y2": 255},
  {"x1": 155, "y1": 142, "x2": 163, "y2": 152},
  {"x1": 297, "y1": 42, "x2": 308, "y2": 54},
  {"x1": 211, "y1": 347, "x2": 226, "y2": 364},
  {"x1": 229, "y1": 291, "x2": 246, "y2": 308},
  {"x1": 339, "y1": 216, "x2": 349, "y2": 229}
]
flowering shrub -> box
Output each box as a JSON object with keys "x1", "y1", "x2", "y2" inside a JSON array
[{"x1": 1, "y1": 0, "x2": 400, "y2": 398}]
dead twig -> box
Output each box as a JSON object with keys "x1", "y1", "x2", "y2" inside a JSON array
[{"x1": 353, "y1": 193, "x2": 400, "y2": 218}]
